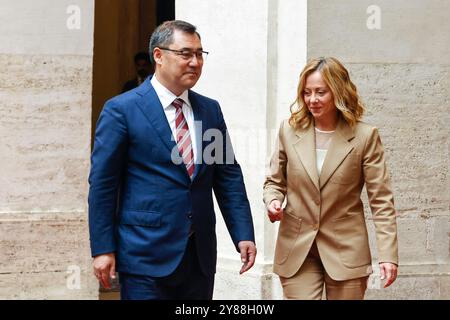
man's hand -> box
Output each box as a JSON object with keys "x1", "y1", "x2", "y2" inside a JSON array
[
  {"x1": 93, "y1": 253, "x2": 116, "y2": 289},
  {"x1": 379, "y1": 262, "x2": 398, "y2": 288},
  {"x1": 267, "y1": 200, "x2": 283, "y2": 223},
  {"x1": 238, "y1": 241, "x2": 257, "y2": 274}
]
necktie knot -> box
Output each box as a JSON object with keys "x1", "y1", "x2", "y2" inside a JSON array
[{"x1": 172, "y1": 98, "x2": 184, "y2": 110}]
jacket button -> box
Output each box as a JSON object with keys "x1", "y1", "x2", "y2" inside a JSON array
[
  {"x1": 187, "y1": 213, "x2": 193, "y2": 219},
  {"x1": 312, "y1": 223, "x2": 319, "y2": 230},
  {"x1": 315, "y1": 199, "x2": 320, "y2": 205}
]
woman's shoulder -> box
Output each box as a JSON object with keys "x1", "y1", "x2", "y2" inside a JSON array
[
  {"x1": 353, "y1": 120, "x2": 379, "y2": 136},
  {"x1": 278, "y1": 118, "x2": 304, "y2": 135},
  {"x1": 280, "y1": 118, "x2": 291, "y2": 129},
  {"x1": 351, "y1": 121, "x2": 387, "y2": 148},
  {"x1": 273, "y1": 118, "x2": 299, "y2": 142}
]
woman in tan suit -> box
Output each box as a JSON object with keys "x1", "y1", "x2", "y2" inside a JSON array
[{"x1": 263, "y1": 57, "x2": 398, "y2": 300}]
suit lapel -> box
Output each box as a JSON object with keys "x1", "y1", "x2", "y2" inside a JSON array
[
  {"x1": 189, "y1": 90, "x2": 207, "y2": 180},
  {"x1": 135, "y1": 79, "x2": 193, "y2": 184},
  {"x1": 293, "y1": 124, "x2": 320, "y2": 191},
  {"x1": 319, "y1": 118, "x2": 355, "y2": 189},
  {"x1": 135, "y1": 80, "x2": 178, "y2": 155}
]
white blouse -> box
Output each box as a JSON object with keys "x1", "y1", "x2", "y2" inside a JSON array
[{"x1": 315, "y1": 127, "x2": 335, "y2": 175}]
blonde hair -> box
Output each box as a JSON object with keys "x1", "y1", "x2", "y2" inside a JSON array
[{"x1": 289, "y1": 57, "x2": 365, "y2": 129}]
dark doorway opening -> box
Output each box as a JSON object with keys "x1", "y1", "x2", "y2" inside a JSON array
[
  {"x1": 91, "y1": 0, "x2": 175, "y2": 147},
  {"x1": 157, "y1": 0, "x2": 175, "y2": 26}
]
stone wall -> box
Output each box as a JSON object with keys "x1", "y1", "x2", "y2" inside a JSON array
[{"x1": 0, "y1": 0, "x2": 97, "y2": 299}]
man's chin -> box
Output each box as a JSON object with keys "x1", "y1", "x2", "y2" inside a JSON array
[{"x1": 182, "y1": 78, "x2": 199, "y2": 89}]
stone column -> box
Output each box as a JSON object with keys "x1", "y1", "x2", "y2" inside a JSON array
[
  {"x1": 176, "y1": 0, "x2": 307, "y2": 299},
  {"x1": 0, "y1": 0, "x2": 97, "y2": 299}
]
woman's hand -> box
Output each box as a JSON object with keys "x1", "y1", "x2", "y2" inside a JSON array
[
  {"x1": 379, "y1": 262, "x2": 398, "y2": 288},
  {"x1": 267, "y1": 200, "x2": 283, "y2": 223}
]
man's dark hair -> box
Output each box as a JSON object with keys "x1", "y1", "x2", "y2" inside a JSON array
[
  {"x1": 149, "y1": 20, "x2": 201, "y2": 64},
  {"x1": 134, "y1": 51, "x2": 151, "y2": 64}
]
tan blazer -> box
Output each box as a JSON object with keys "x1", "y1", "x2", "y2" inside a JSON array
[{"x1": 263, "y1": 118, "x2": 398, "y2": 281}]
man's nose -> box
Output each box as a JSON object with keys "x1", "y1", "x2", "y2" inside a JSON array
[{"x1": 189, "y1": 55, "x2": 201, "y2": 66}]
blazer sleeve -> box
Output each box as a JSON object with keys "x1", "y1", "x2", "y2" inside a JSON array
[
  {"x1": 363, "y1": 127, "x2": 399, "y2": 265},
  {"x1": 263, "y1": 120, "x2": 288, "y2": 207},
  {"x1": 211, "y1": 102, "x2": 255, "y2": 250},
  {"x1": 88, "y1": 99, "x2": 128, "y2": 257}
]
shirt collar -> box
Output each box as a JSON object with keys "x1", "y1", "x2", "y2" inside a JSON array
[{"x1": 151, "y1": 75, "x2": 191, "y2": 110}]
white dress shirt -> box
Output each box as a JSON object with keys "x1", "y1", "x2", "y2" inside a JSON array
[{"x1": 151, "y1": 76, "x2": 198, "y2": 163}]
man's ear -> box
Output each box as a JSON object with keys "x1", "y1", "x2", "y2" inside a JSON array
[{"x1": 153, "y1": 48, "x2": 162, "y2": 65}]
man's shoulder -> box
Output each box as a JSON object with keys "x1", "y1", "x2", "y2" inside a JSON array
[{"x1": 106, "y1": 85, "x2": 144, "y2": 108}]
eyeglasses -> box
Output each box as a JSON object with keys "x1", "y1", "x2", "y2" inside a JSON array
[{"x1": 158, "y1": 47, "x2": 209, "y2": 61}]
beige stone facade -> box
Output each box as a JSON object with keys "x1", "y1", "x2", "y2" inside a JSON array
[
  {"x1": 0, "y1": 0, "x2": 448, "y2": 299},
  {"x1": 0, "y1": 0, "x2": 97, "y2": 299}
]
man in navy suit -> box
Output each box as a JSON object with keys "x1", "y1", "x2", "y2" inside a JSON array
[{"x1": 88, "y1": 20, "x2": 256, "y2": 300}]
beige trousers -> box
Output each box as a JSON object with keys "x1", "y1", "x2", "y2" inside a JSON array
[{"x1": 279, "y1": 241, "x2": 368, "y2": 300}]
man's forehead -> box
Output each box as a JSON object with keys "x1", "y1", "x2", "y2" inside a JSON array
[{"x1": 172, "y1": 30, "x2": 202, "y2": 46}]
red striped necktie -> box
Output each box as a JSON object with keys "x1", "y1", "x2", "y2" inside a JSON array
[{"x1": 172, "y1": 98, "x2": 195, "y2": 179}]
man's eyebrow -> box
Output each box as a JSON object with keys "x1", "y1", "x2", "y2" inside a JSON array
[{"x1": 178, "y1": 47, "x2": 204, "y2": 51}]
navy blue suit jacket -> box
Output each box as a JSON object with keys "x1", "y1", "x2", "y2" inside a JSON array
[{"x1": 88, "y1": 78, "x2": 255, "y2": 277}]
